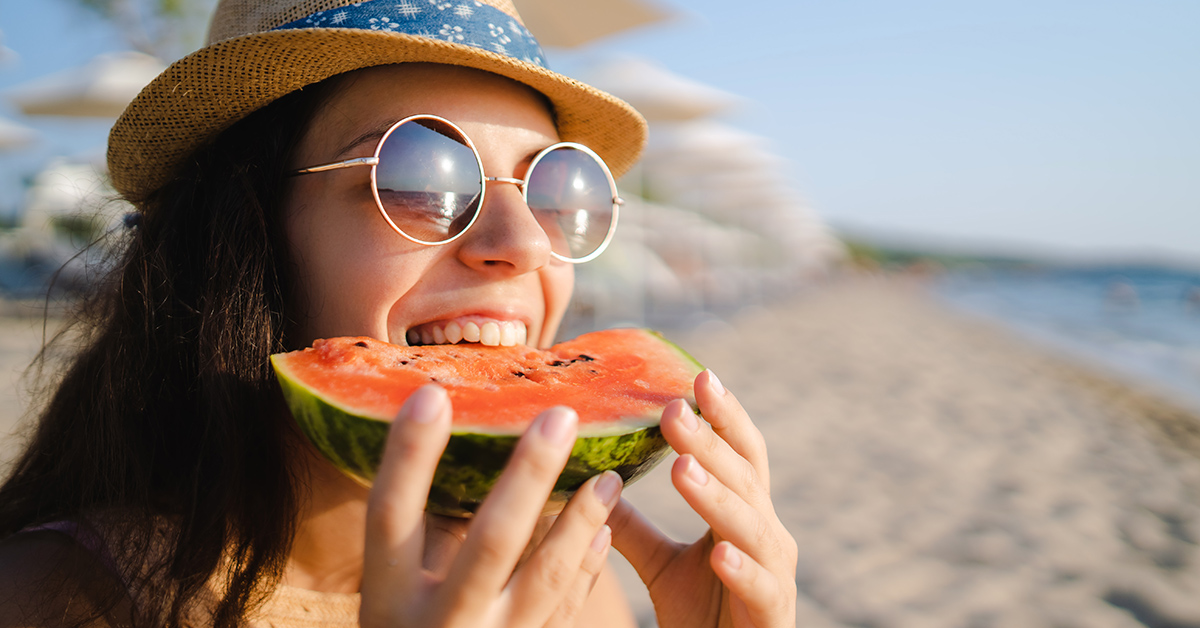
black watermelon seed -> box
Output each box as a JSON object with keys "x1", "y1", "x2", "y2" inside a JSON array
[
  {"x1": 550, "y1": 360, "x2": 568, "y2": 367},
  {"x1": 578, "y1": 354, "x2": 595, "y2": 361},
  {"x1": 354, "y1": 341, "x2": 369, "y2": 348},
  {"x1": 512, "y1": 371, "x2": 527, "y2": 378},
  {"x1": 400, "y1": 360, "x2": 409, "y2": 365}
]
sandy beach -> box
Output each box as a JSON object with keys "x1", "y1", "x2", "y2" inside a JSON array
[
  {"x1": 0, "y1": 301, "x2": 60, "y2": 469},
  {"x1": 617, "y1": 278, "x2": 1200, "y2": 627},
  {"x1": 3, "y1": 278, "x2": 1200, "y2": 627}
]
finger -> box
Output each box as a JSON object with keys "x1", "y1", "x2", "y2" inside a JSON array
[
  {"x1": 438, "y1": 406, "x2": 578, "y2": 611},
  {"x1": 672, "y1": 454, "x2": 795, "y2": 572},
  {"x1": 421, "y1": 514, "x2": 469, "y2": 579},
  {"x1": 660, "y1": 398, "x2": 770, "y2": 511},
  {"x1": 693, "y1": 369, "x2": 771, "y2": 484},
  {"x1": 711, "y1": 541, "x2": 797, "y2": 628},
  {"x1": 534, "y1": 525, "x2": 613, "y2": 628},
  {"x1": 507, "y1": 472, "x2": 622, "y2": 624},
  {"x1": 362, "y1": 385, "x2": 452, "y2": 608},
  {"x1": 608, "y1": 498, "x2": 684, "y2": 587}
]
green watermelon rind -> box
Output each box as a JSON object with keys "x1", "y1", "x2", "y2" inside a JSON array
[
  {"x1": 648, "y1": 330, "x2": 706, "y2": 375},
  {"x1": 272, "y1": 329, "x2": 702, "y2": 518}
]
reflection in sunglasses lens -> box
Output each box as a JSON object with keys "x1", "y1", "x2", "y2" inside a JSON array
[
  {"x1": 526, "y1": 147, "x2": 614, "y2": 260},
  {"x1": 374, "y1": 119, "x2": 482, "y2": 243}
]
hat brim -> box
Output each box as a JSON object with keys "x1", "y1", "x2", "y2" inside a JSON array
[{"x1": 107, "y1": 28, "x2": 647, "y2": 204}]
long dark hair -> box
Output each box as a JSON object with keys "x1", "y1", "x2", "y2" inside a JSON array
[{"x1": 0, "y1": 77, "x2": 339, "y2": 627}]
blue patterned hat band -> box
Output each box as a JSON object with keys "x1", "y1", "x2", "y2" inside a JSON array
[{"x1": 275, "y1": 0, "x2": 547, "y2": 68}]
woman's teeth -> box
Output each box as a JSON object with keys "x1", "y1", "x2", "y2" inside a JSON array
[{"x1": 407, "y1": 321, "x2": 528, "y2": 347}]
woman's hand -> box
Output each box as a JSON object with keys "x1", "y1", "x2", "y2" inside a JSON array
[
  {"x1": 360, "y1": 385, "x2": 623, "y2": 628},
  {"x1": 610, "y1": 370, "x2": 798, "y2": 628}
]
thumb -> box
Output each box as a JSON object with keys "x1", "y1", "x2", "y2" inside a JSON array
[{"x1": 607, "y1": 498, "x2": 680, "y2": 586}]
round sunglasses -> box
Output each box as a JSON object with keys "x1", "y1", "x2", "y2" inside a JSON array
[{"x1": 289, "y1": 114, "x2": 623, "y2": 263}]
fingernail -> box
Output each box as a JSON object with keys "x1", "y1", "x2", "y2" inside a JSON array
[
  {"x1": 593, "y1": 471, "x2": 622, "y2": 506},
  {"x1": 404, "y1": 385, "x2": 445, "y2": 424},
  {"x1": 676, "y1": 400, "x2": 699, "y2": 432},
  {"x1": 590, "y1": 525, "x2": 612, "y2": 554},
  {"x1": 722, "y1": 543, "x2": 742, "y2": 570},
  {"x1": 539, "y1": 407, "x2": 577, "y2": 446},
  {"x1": 707, "y1": 369, "x2": 725, "y2": 396},
  {"x1": 684, "y1": 455, "x2": 708, "y2": 486}
]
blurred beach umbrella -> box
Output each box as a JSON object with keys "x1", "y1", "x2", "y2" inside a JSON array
[
  {"x1": 636, "y1": 118, "x2": 842, "y2": 272},
  {"x1": 0, "y1": 116, "x2": 37, "y2": 150},
  {"x1": 644, "y1": 120, "x2": 766, "y2": 159},
  {"x1": 2, "y1": 156, "x2": 129, "y2": 294},
  {"x1": 512, "y1": 0, "x2": 673, "y2": 48},
  {"x1": 6, "y1": 51, "x2": 166, "y2": 118},
  {"x1": 582, "y1": 57, "x2": 743, "y2": 122},
  {"x1": 641, "y1": 121, "x2": 789, "y2": 213},
  {"x1": 19, "y1": 157, "x2": 118, "y2": 230}
]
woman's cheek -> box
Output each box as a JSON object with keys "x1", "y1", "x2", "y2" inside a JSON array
[{"x1": 539, "y1": 263, "x2": 575, "y2": 347}]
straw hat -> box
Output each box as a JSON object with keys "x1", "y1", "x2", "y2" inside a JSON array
[{"x1": 107, "y1": 0, "x2": 648, "y2": 204}]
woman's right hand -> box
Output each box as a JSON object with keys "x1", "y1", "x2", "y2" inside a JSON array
[{"x1": 359, "y1": 385, "x2": 623, "y2": 628}]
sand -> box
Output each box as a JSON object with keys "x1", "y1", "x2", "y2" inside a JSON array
[
  {"x1": 0, "y1": 302, "x2": 62, "y2": 471},
  {"x1": 3, "y1": 279, "x2": 1200, "y2": 627},
  {"x1": 616, "y1": 277, "x2": 1200, "y2": 627}
]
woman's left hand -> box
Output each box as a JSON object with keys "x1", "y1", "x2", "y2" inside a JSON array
[{"x1": 609, "y1": 370, "x2": 797, "y2": 628}]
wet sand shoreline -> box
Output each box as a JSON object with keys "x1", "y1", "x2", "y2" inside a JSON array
[{"x1": 3, "y1": 278, "x2": 1199, "y2": 627}]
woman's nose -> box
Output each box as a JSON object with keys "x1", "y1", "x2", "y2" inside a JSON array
[{"x1": 454, "y1": 180, "x2": 553, "y2": 274}]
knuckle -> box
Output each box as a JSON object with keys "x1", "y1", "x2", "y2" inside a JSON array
[
  {"x1": 739, "y1": 459, "x2": 763, "y2": 499},
  {"x1": 579, "y1": 543, "x2": 607, "y2": 576},
  {"x1": 512, "y1": 445, "x2": 566, "y2": 481},
  {"x1": 758, "y1": 521, "x2": 799, "y2": 573},
  {"x1": 579, "y1": 486, "x2": 614, "y2": 526},
  {"x1": 569, "y1": 504, "x2": 609, "y2": 534},
  {"x1": 752, "y1": 517, "x2": 775, "y2": 553},
  {"x1": 749, "y1": 434, "x2": 770, "y2": 467},
  {"x1": 699, "y1": 424, "x2": 724, "y2": 455},
  {"x1": 471, "y1": 527, "x2": 516, "y2": 566},
  {"x1": 550, "y1": 586, "x2": 587, "y2": 625},
  {"x1": 784, "y1": 531, "x2": 799, "y2": 562},
  {"x1": 385, "y1": 427, "x2": 435, "y2": 465},
  {"x1": 393, "y1": 433, "x2": 428, "y2": 459},
  {"x1": 783, "y1": 573, "x2": 798, "y2": 599},
  {"x1": 530, "y1": 555, "x2": 574, "y2": 592},
  {"x1": 773, "y1": 579, "x2": 798, "y2": 618},
  {"x1": 711, "y1": 482, "x2": 731, "y2": 508}
]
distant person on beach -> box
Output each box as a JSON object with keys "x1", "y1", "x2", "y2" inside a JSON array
[
  {"x1": 0, "y1": 0, "x2": 797, "y2": 627},
  {"x1": 1105, "y1": 277, "x2": 1140, "y2": 311},
  {"x1": 1185, "y1": 285, "x2": 1200, "y2": 314}
]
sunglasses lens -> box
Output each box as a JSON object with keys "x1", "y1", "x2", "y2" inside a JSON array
[
  {"x1": 526, "y1": 147, "x2": 616, "y2": 261},
  {"x1": 374, "y1": 118, "x2": 482, "y2": 243}
]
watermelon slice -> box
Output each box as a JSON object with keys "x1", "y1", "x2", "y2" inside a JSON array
[{"x1": 271, "y1": 328, "x2": 703, "y2": 517}]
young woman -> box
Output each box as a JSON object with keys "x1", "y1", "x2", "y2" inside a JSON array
[{"x1": 0, "y1": 1, "x2": 797, "y2": 627}]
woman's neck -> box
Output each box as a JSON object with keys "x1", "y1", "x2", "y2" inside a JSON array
[
  {"x1": 284, "y1": 449, "x2": 370, "y2": 593},
  {"x1": 285, "y1": 445, "x2": 553, "y2": 594}
]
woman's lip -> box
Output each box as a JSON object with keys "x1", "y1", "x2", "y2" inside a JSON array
[{"x1": 404, "y1": 315, "x2": 532, "y2": 347}]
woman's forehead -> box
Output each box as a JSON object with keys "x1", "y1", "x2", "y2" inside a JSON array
[{"x1": 304, "y1": 63, "x2": 558, "y2": 157}]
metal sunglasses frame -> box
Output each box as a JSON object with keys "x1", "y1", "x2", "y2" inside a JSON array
[{"x1": 289, "y1": 114, "x2": 623, "y2": 264}]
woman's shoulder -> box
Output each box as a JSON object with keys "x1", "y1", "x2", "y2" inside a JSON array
[{"x1": 0, "y1": 528, "x2": 134, "y2": 627}]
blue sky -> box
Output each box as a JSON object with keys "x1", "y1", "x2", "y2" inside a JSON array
[{"x1": 2, "y1": 0, "x2": 1198, "y2": 262}]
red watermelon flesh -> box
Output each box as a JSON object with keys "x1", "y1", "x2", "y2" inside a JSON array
[{"x1": 271, "y1": 328, "x2": 703, "y2": 517}]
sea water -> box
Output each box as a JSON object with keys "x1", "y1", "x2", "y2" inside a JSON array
[{"x1": 937, "y1": 265, "x2": 1200, "y2": 411}]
